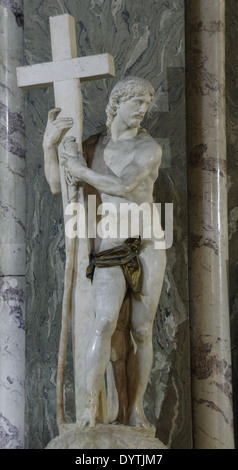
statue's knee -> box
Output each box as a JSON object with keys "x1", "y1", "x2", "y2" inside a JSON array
[
  {"x1": 95, "y1": 314, "x2": 117, "y2": 337},
  {"x1": 132, "y1": 324, "x2": 151, "y2": 345}
]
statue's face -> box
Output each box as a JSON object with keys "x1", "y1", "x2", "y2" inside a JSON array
[{"x1": 117, "y1": 91, "x2": 152, "y2": 129}]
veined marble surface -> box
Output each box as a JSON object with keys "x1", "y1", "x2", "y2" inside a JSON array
[
  {"x1": 0, "y1": 0, "x2": 26, "y2": 449},
  {"x1": 0, "y1": 277, "x2": 25, "y2": 449},
  {"x1": 186, "y1": 0, "x2": 234, "y2": 449},
  {"x1": 23, "y1": 0, "x2": 191, "y2": 448},
  {"x1": 226, "y1": 0, "x2": 238, "y2": 449}
]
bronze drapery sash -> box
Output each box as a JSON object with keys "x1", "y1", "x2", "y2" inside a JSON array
[{"x1": 86, "y1": 237, "x2": 142, "y2": 294}]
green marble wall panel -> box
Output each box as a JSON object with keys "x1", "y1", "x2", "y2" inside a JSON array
[
  {"x1": 226, "y1": 0, "x2": 238, "y2": 449},
  {"x1": 23, "y1": 0, "x2": 192, "y2": 448}
]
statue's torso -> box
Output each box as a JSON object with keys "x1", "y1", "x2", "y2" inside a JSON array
[
  {"x1": 85, "y1": 130, "x2": 160, "y2": 203},
  {"x1": 83, "y1": 130, "x2": 162, "y2": 249}
]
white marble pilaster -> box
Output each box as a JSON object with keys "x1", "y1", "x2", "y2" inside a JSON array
[
  {"x1": 0, "y1": 1, "x2": 26, "y2": 449},
  {"x1": 186, "y1": 0, "x2": 234, "y2": 449}
]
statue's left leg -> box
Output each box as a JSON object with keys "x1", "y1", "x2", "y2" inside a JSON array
[{"x1": 127, "y1": 241, "x2": 166, "y2": 428}]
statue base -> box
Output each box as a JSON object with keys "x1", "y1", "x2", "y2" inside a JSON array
[{"x1": 45, "y1": 423, "x2": 168, "y2": 449}]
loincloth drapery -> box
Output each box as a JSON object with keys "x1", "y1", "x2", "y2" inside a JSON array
[{"x1": 86, "y1": 237, "x2": 143, "y2": 294}]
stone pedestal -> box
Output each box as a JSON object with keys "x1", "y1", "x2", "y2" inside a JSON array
[{"x1": 46, "y1": 424, "x2": 168, "y2": 449}]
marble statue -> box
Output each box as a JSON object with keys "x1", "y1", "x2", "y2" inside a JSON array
[
  {"x1": 43, "y1": 76, "x2": 166, "y2": 432},
  {"x1": 17, "y1": 14, "x2": 167, "y2": 448}
]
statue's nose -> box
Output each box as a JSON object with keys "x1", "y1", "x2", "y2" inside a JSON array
[{"x1": 139, "y1": 102, "x2": 147, "y2": 113}]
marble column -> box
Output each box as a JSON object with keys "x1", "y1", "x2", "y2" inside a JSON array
[
  {"x1": 185, "y1": 0, "x2": 234, "y2": 449},
  {"x1": 0, "y1": 1, "x2": 26, "y2": 449}
]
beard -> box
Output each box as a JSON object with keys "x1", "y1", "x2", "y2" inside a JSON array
[
  {"x1": 130, "y1": 121, "x2": 140, "y2": 128},
  {"x1": 128, "y1": 116, "x2": 143, "y2": 128}
]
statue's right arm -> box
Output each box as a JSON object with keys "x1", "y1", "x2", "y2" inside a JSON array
[
  {"x1": 43, "y1": 141, "x2": 61, "y2": 195},
  {"x1": 42, "y1": 108, "x2": 74, "y2": 195}
]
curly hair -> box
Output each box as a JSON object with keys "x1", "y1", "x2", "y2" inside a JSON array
[{"x1": 106, "y1": 76, "x2": 155, "y2": 129}]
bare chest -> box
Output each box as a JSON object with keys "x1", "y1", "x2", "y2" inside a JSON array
[{"x1": 103, "y1": 140, "x2": 136, "y2": 177}]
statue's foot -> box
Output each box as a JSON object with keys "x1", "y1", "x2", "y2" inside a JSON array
[
  {"x1": 128, "y1": 408, "x2": 151, "y2": 429},
  {"x1": 76, "y1": 408, "x2": 96, "y2": 430}
]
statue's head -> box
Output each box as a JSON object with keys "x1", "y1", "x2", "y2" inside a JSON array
[{"x1": 106, "y1": 76, "x2": 155, "y2": 130}]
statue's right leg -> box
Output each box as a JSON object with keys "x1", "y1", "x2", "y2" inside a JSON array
[{"x1": 77, "y1": 265, "x2": 127, "y2": 429}]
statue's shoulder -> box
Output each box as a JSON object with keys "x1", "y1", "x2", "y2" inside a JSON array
[{"x1": 138, "y1": 128, "x2": 161, "y2": 152}]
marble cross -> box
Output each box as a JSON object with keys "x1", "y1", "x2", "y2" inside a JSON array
[
  {"x1": 17, "y1": 14, "x2": 115, "y2": 154},
  {"x1": 16, "y1": 14, "x2": 115, "y2": 427}
]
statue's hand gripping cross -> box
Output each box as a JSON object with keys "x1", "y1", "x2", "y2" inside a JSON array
[{"x1": 17, "y1": 14, "x2": 115, "y2": 428}]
